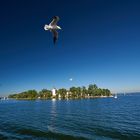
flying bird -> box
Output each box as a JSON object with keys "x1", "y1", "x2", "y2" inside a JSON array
[{"x1": 44, "y1": 16, "x2": 61, "y2": 44}]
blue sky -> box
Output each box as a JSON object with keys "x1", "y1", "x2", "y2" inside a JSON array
[{"x1": 0, "y1": 0, "x2": 140, "y2": 95}]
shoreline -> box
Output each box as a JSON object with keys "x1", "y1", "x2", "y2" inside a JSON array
[{"x1": 9, "y1": 95, "x2": 113, "y2": 100}]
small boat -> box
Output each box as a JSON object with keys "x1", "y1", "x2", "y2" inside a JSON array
[{"x1": 114, "y1": 94, "x2": 117, "y2": 99}]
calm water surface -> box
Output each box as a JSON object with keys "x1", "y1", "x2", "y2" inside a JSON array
[{"x1": 0, "y1": 94, "x2": 140, "y2": 140}]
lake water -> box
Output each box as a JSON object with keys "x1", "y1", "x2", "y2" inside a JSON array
[{"x1": 0, "y1": 94, "x2": 140, "y2": 140}]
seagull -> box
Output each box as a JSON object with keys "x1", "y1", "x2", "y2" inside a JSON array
[{"x1": 44, "y1": 16, "x2": 61, "y2": 44}]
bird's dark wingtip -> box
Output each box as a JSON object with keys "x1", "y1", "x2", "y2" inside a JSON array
[{"x1": 53, "y1": 16, "x2": 59, "y2": 20}]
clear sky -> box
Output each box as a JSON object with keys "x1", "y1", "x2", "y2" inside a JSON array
[{"x1": 0, "y1": 0, "x2": 140, "y2": 96}]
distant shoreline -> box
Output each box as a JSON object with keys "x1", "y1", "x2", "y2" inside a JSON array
[
  {"x1": 9, "y1": 95, "x2": 114, "y2": 100},
  {"x1": 8, "y1": 84, "x2": 113, "y2": 100}
]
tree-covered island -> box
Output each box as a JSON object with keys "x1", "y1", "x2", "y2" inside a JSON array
[{"x1": 8, "y1": 84, "x2": 112, "y2": 100}]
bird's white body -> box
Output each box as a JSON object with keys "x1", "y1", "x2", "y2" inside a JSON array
[{"x1": 44, "y1": 25, "x2": 61, "y2": 31}]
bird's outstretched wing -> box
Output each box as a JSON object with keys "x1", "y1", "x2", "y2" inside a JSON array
[
  {"x1": 51, "y1": 30, "x2": 58, "y2": 44},
  {"x1": 49, "y1": 16, "x2": 59, "y2": 26}
]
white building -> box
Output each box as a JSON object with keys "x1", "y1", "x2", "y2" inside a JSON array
[
  {"x1": 58, "y1": 94, "x2": 61, "y2": 99},
  {"x1": 52, "y1": 88, "x2": 56, "y2": 96}
]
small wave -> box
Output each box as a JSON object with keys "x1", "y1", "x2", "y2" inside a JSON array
[
  {"x1": 91, "y1": 127, "x2": 140, "y2": 140},
  {"x1": 16, "y1": 128, "x2": 88, "y2": 140}
]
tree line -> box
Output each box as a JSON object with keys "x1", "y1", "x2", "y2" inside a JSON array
[{"x1": 8, "y1": 84, "x2": 112, "y2": 99}]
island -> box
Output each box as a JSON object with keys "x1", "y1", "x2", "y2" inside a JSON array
[{"x1": 8, "y1": 84, "x2": 113, "y2": 100}]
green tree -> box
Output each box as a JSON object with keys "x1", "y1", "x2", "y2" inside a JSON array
[
  {"x1": 81, "y1": 86, "x2": 87, "y2": 97},
  {"x1": 70, "y1": 87, "x2": 77, "y2": 98},
  {"x1": 39, "y1": 89, "x2": 52, "y2": 99},
  {"x1": 57, "y1": 88, "x2": 67, "y2": 99},
  {"x1": 88, "y1": 84, "x2": 98, "y2": 96},
  {"x1": 26, "y1": 90, "x2": 38, "y2": 99},
  {"x1": 76, "y1": 87, "x2": 82, "y2": 98}
]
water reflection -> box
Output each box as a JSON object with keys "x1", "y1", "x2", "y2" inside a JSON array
[{"x1": 48, "y1": 100, "x2": 57, "y2": 132}]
